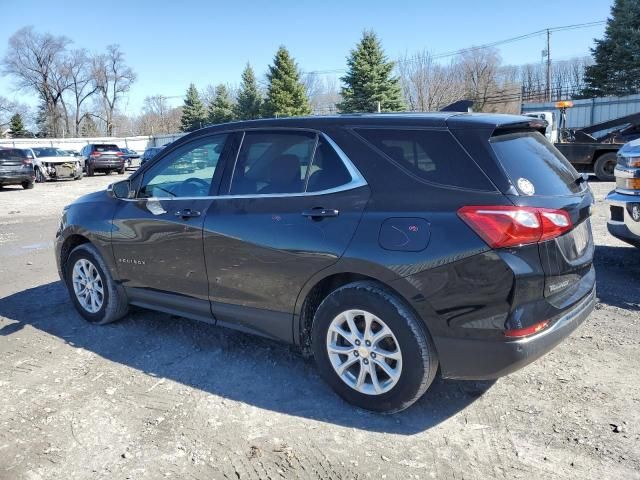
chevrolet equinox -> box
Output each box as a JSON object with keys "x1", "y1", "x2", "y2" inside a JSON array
[{"x1": 56, "y1": 114, "x2": 596, "y2": 412}]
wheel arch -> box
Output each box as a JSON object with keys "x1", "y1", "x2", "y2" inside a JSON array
[
  {"x1": 59, "y1": 234, "x2": 91, "y2": 279},
  {"x1": 294, "y1": 267, "x2": 431, "y2": 355}
]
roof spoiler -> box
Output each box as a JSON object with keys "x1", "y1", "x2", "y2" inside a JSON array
[{"x1": 492, "y1": 118, "x2": 548, "y2": 137}]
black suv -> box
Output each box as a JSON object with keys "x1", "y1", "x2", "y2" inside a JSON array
[
  {"x1": 56, "y1": 114, "x2": 595, "y2": 412},
  {"x1": 0, "y1": 147, "x2": 36, "y2": 189},
  {"x1": 80, "y1": 144, "x2": 126, "y2": 176}
]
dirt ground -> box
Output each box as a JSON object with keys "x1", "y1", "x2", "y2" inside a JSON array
[{"x1": 0, "y1": 175, "x2": 638, "y2": 480}]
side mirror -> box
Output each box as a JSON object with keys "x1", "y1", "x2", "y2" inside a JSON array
[{"x1": 108, "y1": 180, "x2": 134, "y2": 199}]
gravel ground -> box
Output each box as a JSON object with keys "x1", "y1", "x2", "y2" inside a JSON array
[{"x1": 0, "y1": 176, "x2": 638, "y2": 480}]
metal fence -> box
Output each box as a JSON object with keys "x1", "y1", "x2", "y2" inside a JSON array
[
  {"x1": 521, "y1": 93, "x2": 640, "y2": 129},
  {"x1": 0, "y1": 132, "x2": 187, "y2": 152}
]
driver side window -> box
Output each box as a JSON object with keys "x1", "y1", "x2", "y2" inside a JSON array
[{"x1": 138, "y1": 134, "x2": 228, "y2": 198}]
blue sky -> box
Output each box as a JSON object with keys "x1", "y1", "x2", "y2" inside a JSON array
[{"x1": 0, "y1": 0, "x2": 612, "y2": 114}]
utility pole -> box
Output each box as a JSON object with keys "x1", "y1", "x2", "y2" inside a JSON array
[{"x1": 546, "y1": 29, "x2": 552, "y2": 102}]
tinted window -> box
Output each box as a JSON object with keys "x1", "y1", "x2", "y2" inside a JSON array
[
  {"x1": 139, "y1": 135, "x2": 227, "y2": 198},
  {"x1": 306, "y1": 138, "x2": 352, "y2": 192},
  {"x1": 355, "y1": 128, "x2": 493, "y2": 190},
  {"x1": 229, "y1": 131, "x2": 316, "y2": 195},
  {"x1": 490, "y1": 131, "x2": 582, "y2": 196},
  {"x1": 94, "y1": 144, "x2": 119, "y2": 152}
]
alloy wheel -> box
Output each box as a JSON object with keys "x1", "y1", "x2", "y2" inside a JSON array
[
  {"x1": 72, "y1": 259, "x2": 104, "y2": 313},
  {"x1": 326, "y1": 309, "x2": 402, "y2": 395}
]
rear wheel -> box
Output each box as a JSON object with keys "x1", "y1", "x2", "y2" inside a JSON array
[
  {"x1": 118, "y1": 167, "x2": 125, "y2": 175},
  {"x1": 65, "y1": 243, "x2": 128, "y2": 325},
  {"x1": 594, "y1": 152, "x2": 617, "y2": 181},
  {"x1": 87, "y1": 165, "x2": 94, "y2": 177},
  {"x1": 22, "y1": 181, "x2": 34, "y2": 190},
  {"x1": 311, "y1": 281, "x2": 438, "y2": 413},
  {"x1": 105, "y1": 170, "x2": 112, "y2": 175}
]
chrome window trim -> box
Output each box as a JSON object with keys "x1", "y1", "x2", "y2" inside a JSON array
[{"x1": 121, "y1": 130, "x2": 367, "y2": 202}]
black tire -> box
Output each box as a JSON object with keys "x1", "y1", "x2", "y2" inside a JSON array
[
  {"x1": 35, "y1": 168, "x2": 46, "y2": 183},
  {"x1": 311, "y1": 281, "x2": 438, "y2": 413},
  {"x1": 74, "y1": 169, "x2": 83, "y2": 181},
  {"x1": 87, "y1": 165, "x2": 94, "y2": 177},
  {"x1": 594, "y1": 152, "x2": 617, "y2": 181},
  {"x1": 22, "y1": 181, "x2": 34, "y2": 190},
  {"x1": 64, "y1": 243, "x2": 129, "y2": 325},
  {"x1": 118, "y1": 167, "x2": 125, "y2": 175},
  {"x1": 105, "y1": 170, "x2": 112, "y2": 175}
]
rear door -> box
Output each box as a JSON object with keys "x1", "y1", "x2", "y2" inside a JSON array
[
  {"x1": 202, "y1": 130, "x2": 369, "y2": 342},
  {"x1": 487, "y1": 130, "x2": 594, "y2": 298}
]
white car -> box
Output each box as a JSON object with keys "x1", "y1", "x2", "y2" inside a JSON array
[{"x1": 32, "y1": 147, "x2": 83, "y2": 182}]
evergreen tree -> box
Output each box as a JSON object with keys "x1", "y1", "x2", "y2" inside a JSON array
[
  {"x1": 338, "y1": 31, "x2": 405, "y2": 113},
  {"x1": 9, "y1": 113, "x2": 27, "y2": 137},
  {"x1": 208, "y1": 84, "x2": 235, "y2": 124},
  {"x1": 263, "y1": 46, "x2": 311, "y2": 117},
  {"x1": 582, "y1": 0, "x2": 640, "y2": 97},
  {"x1": 80, "y1": 116, "x2": 99, "y2": 137},
  {"x1": 180, "y1": 83, "x2": 207, "y2": 132},
  {"x1": 235, "y1": 63, "x2": 262, "y2": 120}
]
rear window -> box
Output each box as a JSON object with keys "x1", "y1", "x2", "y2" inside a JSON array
[
  {"x1": 490, "y1": 131, "x2": 582, "y2": 196},
  {"x1": 94, "y1": 144, "x2": 119, "y2": 152},
  {"x1": 354, "y1": 128, "x2": 494, "y2": 191}
]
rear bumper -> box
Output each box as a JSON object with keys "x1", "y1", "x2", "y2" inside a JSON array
[
  {"x1": 91, "y1": 160, "x2": 125, "y2": 170},
  {"x1": 0, "y1": 173, "x2": 34, "y2": 185},
  {"x1": 435, "y1": 285, "x2": 595, "y2": 380}
]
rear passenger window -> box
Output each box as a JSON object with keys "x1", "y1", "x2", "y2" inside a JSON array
[
  {"x1": 229, "y1": 131, "x2": 316, "y2": 195},
  {"x1": 355, "y1": 128, "x2": 494, "y2": 191}
]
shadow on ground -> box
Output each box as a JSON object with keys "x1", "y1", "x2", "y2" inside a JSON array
[
  {"x1": 594, "y1": 245, "x2": 640, "y2": 311},
  {"x1": 0, "y1": 281, "x2": 493, "y2": 435}
]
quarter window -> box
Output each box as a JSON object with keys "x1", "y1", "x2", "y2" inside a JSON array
[
  {"x1": 138, "y1": 134, "x2": 227, "y2": 198},
  {"x1": 355, "y1": 128, "x2": 494, "y2": 191}
]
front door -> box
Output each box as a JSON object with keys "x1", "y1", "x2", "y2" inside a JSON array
[
  {"x1": 203, "y1": 130, "x2": 369, "y2": 341},
  {"x1": 111, "y1": 133, "x2": 230, "y2": 320}
]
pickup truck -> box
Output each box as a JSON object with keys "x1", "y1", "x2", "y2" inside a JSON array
[{"x1": 606, "y1": 140, "x2": 640, "y2": 247}]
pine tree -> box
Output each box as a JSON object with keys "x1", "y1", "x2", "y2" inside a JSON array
[
  {"x1": 208, "y1": 84, "x2": 235, "y2": 124},
  {"x1": 582, "y1": 0, "x2": 640, "y2": 97},
  {"x1": 180, "y1": 83, "x2": 207, "y2": 132},
  {"x1": 9, "y1": 113, "x2": 26, "y2": 137},
  {"x1": 263, "y1": 46, "x2": 311, "y2": 117},
  {"x1": 338, "y1": 31, "x2": 405, "y2": 113},
  {"x1": 235, "y1": 63, "x2": 262, "y2": 120}
]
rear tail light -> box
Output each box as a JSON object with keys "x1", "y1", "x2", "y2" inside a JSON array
[
  {"x1": 22, "y1": 157, "x2": 32, "y2": 165},
  {"x1": 505, "y1": 320, "x2": 549, "y2": 338},
  {"x1": 458, "y1": 205, "x2": 572, "y2": 248},
  {"x1": 116, "y1": 151, "x2": 123, "y2": 156},
  {"x1": 90, "y1": 152, "x2": 101, "y2": 157}
]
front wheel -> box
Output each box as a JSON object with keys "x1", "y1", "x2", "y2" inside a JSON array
[
  {"x1": 35, "y1": 168, "x2": 46, "y2": 183},
  {"x1": 594, "y1": 152, "x2": 617, "y2": 181},
  {"x1": 65, "y1": 243, "x2": 129, "y2": 324},
  {"x1": 311, "y1": 281, "x2": 438, "y2": 413}
]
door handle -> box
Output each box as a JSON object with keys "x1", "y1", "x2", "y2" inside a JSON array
[
  {"x1": 302, "y1": 208, "x2": 339, "y2": 219},
  {"x1": 175, "y1": 209, "x2": 201, "y2": 219}
]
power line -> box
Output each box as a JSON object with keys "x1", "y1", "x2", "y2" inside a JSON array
[{"x1": 303, "y1": 20, "x2": 605, "y2": 75}]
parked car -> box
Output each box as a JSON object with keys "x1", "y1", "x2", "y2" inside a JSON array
[
  {"x1": 32, "y1": 147, "x2": 83, "y2": 182},
  {"x1": 120, "y1": 148, "x2": 141, "y2": 169},
  {"x1": 140, "y1": 146, "x2": 164, "y2": 167},
  {"x1": 56, "y1": 114, "x2": 596, "y2": 412},
  {"x1": 606, "y1": 139, "x2": 640, "y2": 247},
  {"x1": 0, "y1": 147, "x2": 35, "y2": 189},
  {"x1": 80, "y1": 144, "x2": 126, "y2": 176}
]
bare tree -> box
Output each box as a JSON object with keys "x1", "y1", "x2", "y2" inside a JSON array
[
  {"x1": 62, "y1": 49, "x2": 100, "y2": 136},
  {"x1": 93, "y1": 44, "x2": 136, "y2": 136},
  {"x1": 2, "y1": 27, "x2": 71, "y2": 136},
  {"x1": 134, "y1": 95, "x2": 181, "y2": 135}
]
